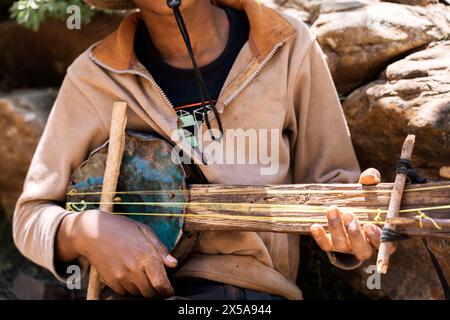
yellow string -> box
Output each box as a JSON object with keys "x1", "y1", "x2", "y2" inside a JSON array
[
  {"x1": 406, "y1": 185, "x2": 450, "y2": 192},
  {"x1": 374, "y1": 208, "x2": 383, "y2": 222},
  {"x1": 107, "y1": 211, "x2": 387, "y2": 225},
  {"x1": 66, "y1": 200, "x2": 385, "y2": 213},
  {"x1": 64, "y1": 184, "x2": 450, "y2": 230},
  {"x1": 415, "y1": 210, "x2": 442, "y2": 230},
  {"x1": 398, "y1": 205, "x2": 450, "y2": 213},
  {"x1": 65, "y1": 200, "x2": 450, "y2": 215},
  {"x1": 71, "y1": 201, "x2": 87, "y2": 212},
  {"x1": 64, "y1": 200, "x2": 450, "y2": 229},
  {"x1": 67, "y1": 189, "x2": 187, "y2": 196},
  {"x1": 66, "y1": 183, "x2": 450, "y2": 197}
]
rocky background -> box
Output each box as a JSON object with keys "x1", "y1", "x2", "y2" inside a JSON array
[{"x1": 0, "y1": 0, "x2": 449, "y2": 300}]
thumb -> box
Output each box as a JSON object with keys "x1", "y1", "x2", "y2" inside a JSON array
[
  {"x1": 359, "y1": 168, "x2": 381, "y2": 186},
  {"x1": 138, "y1": 224, "x2": 178, "y2": 268}
]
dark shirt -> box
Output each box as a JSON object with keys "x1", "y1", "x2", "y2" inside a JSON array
[{"x1": 134, "y1": 7, "x2": 249, "y2": 145}]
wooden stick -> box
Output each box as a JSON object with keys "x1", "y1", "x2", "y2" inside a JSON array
[
  {"x1": 376, "y1": 134, "x2": 416, "y2": 274},
  {"x1": 86, "y1": 102, "x2": 127, "y2": 300}
]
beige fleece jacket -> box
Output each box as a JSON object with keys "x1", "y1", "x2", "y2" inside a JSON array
[{"x1": 13, "y1": 0, "x2": 361, "y2": 300}]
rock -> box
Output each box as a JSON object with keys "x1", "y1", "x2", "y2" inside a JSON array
[
  {"x1": 311, "y1": 2, "x2": 450, "y2": 94},
  {"x1": 263, "y1": 0, "x2": 312, "y2": 23},
  {"x1": 341, "y1": 41, "x2": 450, "y2": 298},
  {"x1": 0, "y1": 13, "x2": 122, "y2": 91},
  {"x1": 343, "y1": 41, "x2": 450, "y2": 180},
  {"x1": 0, "y1": 89, "x2": 57, "y2": 218},
  {"x1": 383, "y1": 0, "x2": 439, "y2": 6},
  {"x1": 339, "y1": 238, "x2": 450, "y2": 300},
  {"x1": 281, "y1": 7, "x2": 312, "y2": 23},
  {"x1": 272, "y1": 0, "x2": 377, "y2": 25},
  {"x1": 261, "y1": 0, "x2": 283, "y2": 9}
]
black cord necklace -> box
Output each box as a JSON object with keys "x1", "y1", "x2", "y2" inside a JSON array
[{"x1": 167, "y1": 0, "x2": 224, "y2": 141}]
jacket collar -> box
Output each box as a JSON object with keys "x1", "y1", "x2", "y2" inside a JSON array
[{"x1": 91, "y1": 0, "x2": 296, "y2": 70}]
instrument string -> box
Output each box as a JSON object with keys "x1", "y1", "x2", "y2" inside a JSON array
[
  {"x1": 66, "y1": 184, "x2": 450, "y2": 197},
  {"x1": 65, "y1": 184, "x2": 450, "y2": 230},
  {"x1": 65, "y1": 200, "x2": 450, "y2": 230},
  {"x1": 65, "y1": 201, "x2": 450, "y2": 214},
  {"x1": 416, "y1": 210, "x2": 442, "y2": 230}
]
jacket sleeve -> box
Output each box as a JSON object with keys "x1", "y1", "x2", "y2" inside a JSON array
[
  {"x1": 291, "y1": 38, "x2": 361, "y2": 184},
  {"x1": 12, "y1": 73, "x2": 108, "y2": 281},
  {"x1": 290, "y1": 37, "x2": 363, "y2": 270}
]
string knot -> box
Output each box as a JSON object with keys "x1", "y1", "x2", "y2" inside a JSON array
[
  {"x1": 66, "y1": 200, "x2": 87, "y2": 212},
  {"x1": 374, "y1": 208, "x2": 383, "y2": 222},
  {"x1": 415, "y1": 210, "x2": 442, "y2": 230}
]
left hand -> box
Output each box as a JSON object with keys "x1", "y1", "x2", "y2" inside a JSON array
[{"x1": 310, "y1": 168, "x2": 383, "y2": 261}]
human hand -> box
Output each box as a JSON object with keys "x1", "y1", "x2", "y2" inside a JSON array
[
  {"x1": 310, "y1": 168, "x2": 384, "y2": 261},
  {"x1": 74, "y1": 210, "x2": 177, "y2": 298}
]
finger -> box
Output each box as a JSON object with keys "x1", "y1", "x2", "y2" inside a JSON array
[
  {"x1": 133, "y1": 271, "x2": 157, "y2": 299},
  {"x1": 343, "y1": 213, "x2": 373, "y2": 261},
  {"x1": 104, "y1": 281, "x2": 127, "y2": 296},
  {"x1": 363, "y1": 223, "x2": 382, "y2": 249},
  {"x1": 139, "y1": 224, "x2": 178, "y2": 268},
  {"x1": 143, "y1": 251, "x2": 175, "y2": 297},
  {"x1": 122, "y1": 281, "x2": 141, "y2": 297},
  {"x1": 310, "y1": 224, "x2": 333, "y2": 252},
  {"x1": 327, "y1": 206, "x2": 351, "y2": 252},
  {"x1": 359, "y1": 168, "x2": 381, "y2": 186}
]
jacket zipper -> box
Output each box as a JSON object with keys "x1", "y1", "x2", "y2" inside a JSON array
[
  {"x1": 89, "y1": 41, "x2": 284, "y2": 116},
  {"x1": 222, "y1": 41, "x2": 284, "y2": 108},
  {"x1": 89, "y1": 53, "x2": 175, "y2": 109}
]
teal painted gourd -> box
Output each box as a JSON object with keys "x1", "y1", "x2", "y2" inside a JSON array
[{"x1": 66, "y1": 131, "x2": 189, "y2": 253}]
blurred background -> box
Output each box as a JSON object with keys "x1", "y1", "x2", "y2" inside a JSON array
[{"x1": 0, "y1": 0, "x2": 448, "y2": 300}]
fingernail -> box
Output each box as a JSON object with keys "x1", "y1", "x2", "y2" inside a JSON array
[
  {"x1": 328, "y1": 207, "x2": 338, "y2": 219},
  {"x1": 167, "y1": 255, "x2": 178, "y2": 264},
  {"x1": 348, "y1": 220, "x2": 359, "y2": 232},
  {"x1": 310, "y1": 225, "x2": 320, "y2": 234},
  {"x1": 342, "y1": 213, "x2": 353, "y2": 225}
]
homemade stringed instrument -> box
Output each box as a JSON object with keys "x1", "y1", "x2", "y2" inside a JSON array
[
  {"x1": 65, "y1": 103, "x2": 450, "y2": 300},
  {"x1": 66, "y1": 131, "x2": 450, "y2": 254}
]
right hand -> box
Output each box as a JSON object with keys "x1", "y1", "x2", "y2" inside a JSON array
[{"x1": 74, "y1": 210, "x2": 177, "y2": 298}]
